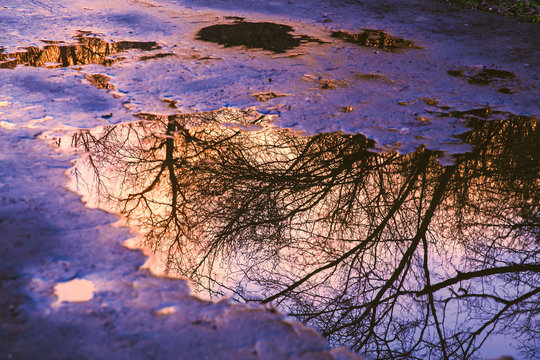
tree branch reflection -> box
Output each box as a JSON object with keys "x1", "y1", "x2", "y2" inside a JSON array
[{"x1": 63, "y1": 109, "x2": 539, "y2": 359}]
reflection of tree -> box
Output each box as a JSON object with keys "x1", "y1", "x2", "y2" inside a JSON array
[
  {"x1": 0, "y1": 36, "x2": 158, "y2": 68},
  {"x1": 65, "y1": 110, "x2": 539, "y2": 360}
]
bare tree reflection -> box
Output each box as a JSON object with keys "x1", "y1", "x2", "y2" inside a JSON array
[
  {"x1": 0, "y1": 35, "x2": 159, "y2": 69},
  {"x1": 61, "y1": 109, "x2": 539, "y2": 360}
]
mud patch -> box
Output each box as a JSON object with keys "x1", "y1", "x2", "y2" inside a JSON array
[
  {"x1": 0, "y1": 36, "x2": 160, "y2": 69},
  {"x1": 447, "y1": 66, "x2": 517, "y2": 92},
  {"x1": 196, "y1": 22, "x2": 323, "y2": 53},
  {"x1": 331, "y1": 29, "x2": 422, "y2": 51}
]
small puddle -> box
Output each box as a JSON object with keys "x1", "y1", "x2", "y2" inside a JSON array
[
  {"x1": 196, "y1": 21, "x2": 323, "y2": 53},
  {"x1": 85, "y1": 74, "x2": 115, "y2": 90},
  {"x1": 0, "y1": 36, "x2": 160, "y2": 69},
  {"x1": 54, "y1": 278, "x2": 95, "y2": 303},
  {"x1": 138, "y1": 53, "x2": 175, "y2": 61},
  {"x1": 447, "y1": 66, "x2": 517, "y2": 93},
  {"x1": 436, "y1": 107, "x2": 514, "y2": 120},
  {"x1": 252, "y1": 91, "x2": 289, "y2": 102},
  {"x1": 331, "y1": 29, "x2": 422, "y2": 51}
]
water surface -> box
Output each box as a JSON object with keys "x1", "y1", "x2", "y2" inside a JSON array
[{"x1": 53, "y1": 109, "x2": 539, "y2": 360}]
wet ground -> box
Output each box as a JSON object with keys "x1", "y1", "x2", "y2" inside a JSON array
[{"x1": 1, "y1": 0, "x2": 539, "y2": 359}]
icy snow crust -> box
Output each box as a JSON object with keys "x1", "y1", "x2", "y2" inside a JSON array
[{"x1": 0, "y1": 0, "x2": 538, "y2": 358}]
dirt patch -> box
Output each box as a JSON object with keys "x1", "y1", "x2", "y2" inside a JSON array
[
  {"x1": 331, "y1": 29, "x2": 422, "y2": 52},
  {"x1": 196, "y1": 22, "x2": 323, "y2": 53},
  {"x1": 0, "y1": 36, "x2": 160, "y2": 69}
]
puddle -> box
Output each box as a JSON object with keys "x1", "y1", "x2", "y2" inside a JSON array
[
  {"x1": 196, "y1": 21, "x2": 323, "y2": 53},
  {"x1": 448, "y1": 66, "x2": 517, "y2": 93},
  {"x1": 251, "y1": 91, "x2": 289, "y2": 102},
  {"x1": 54, "y1": 278, "x2": 95, "y2": 303},
  {"x1": 138, "y1": 53, "x2": 175, "y2": 61},
  {"x1": 302, "y1": 74, "x2": 347, "y2": 90},
  {"x1": 0, "y1": 36, "x2": 160, "y2": 69},
  {"x1": 85, "y1": 74, "x2": 115, "y2": 90},
  {"x1": 331, "y1": 29, "x2": 422, "y2": 51},
  {"x1": 50, "y1": 108, "x2": 539, "y2": 359},
  {"x1": 436, "y1": 107, "x2": 515, "y2": 120},
  {"x1": 353, "y1": 72, "x2": 394, "y2": 83}
]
